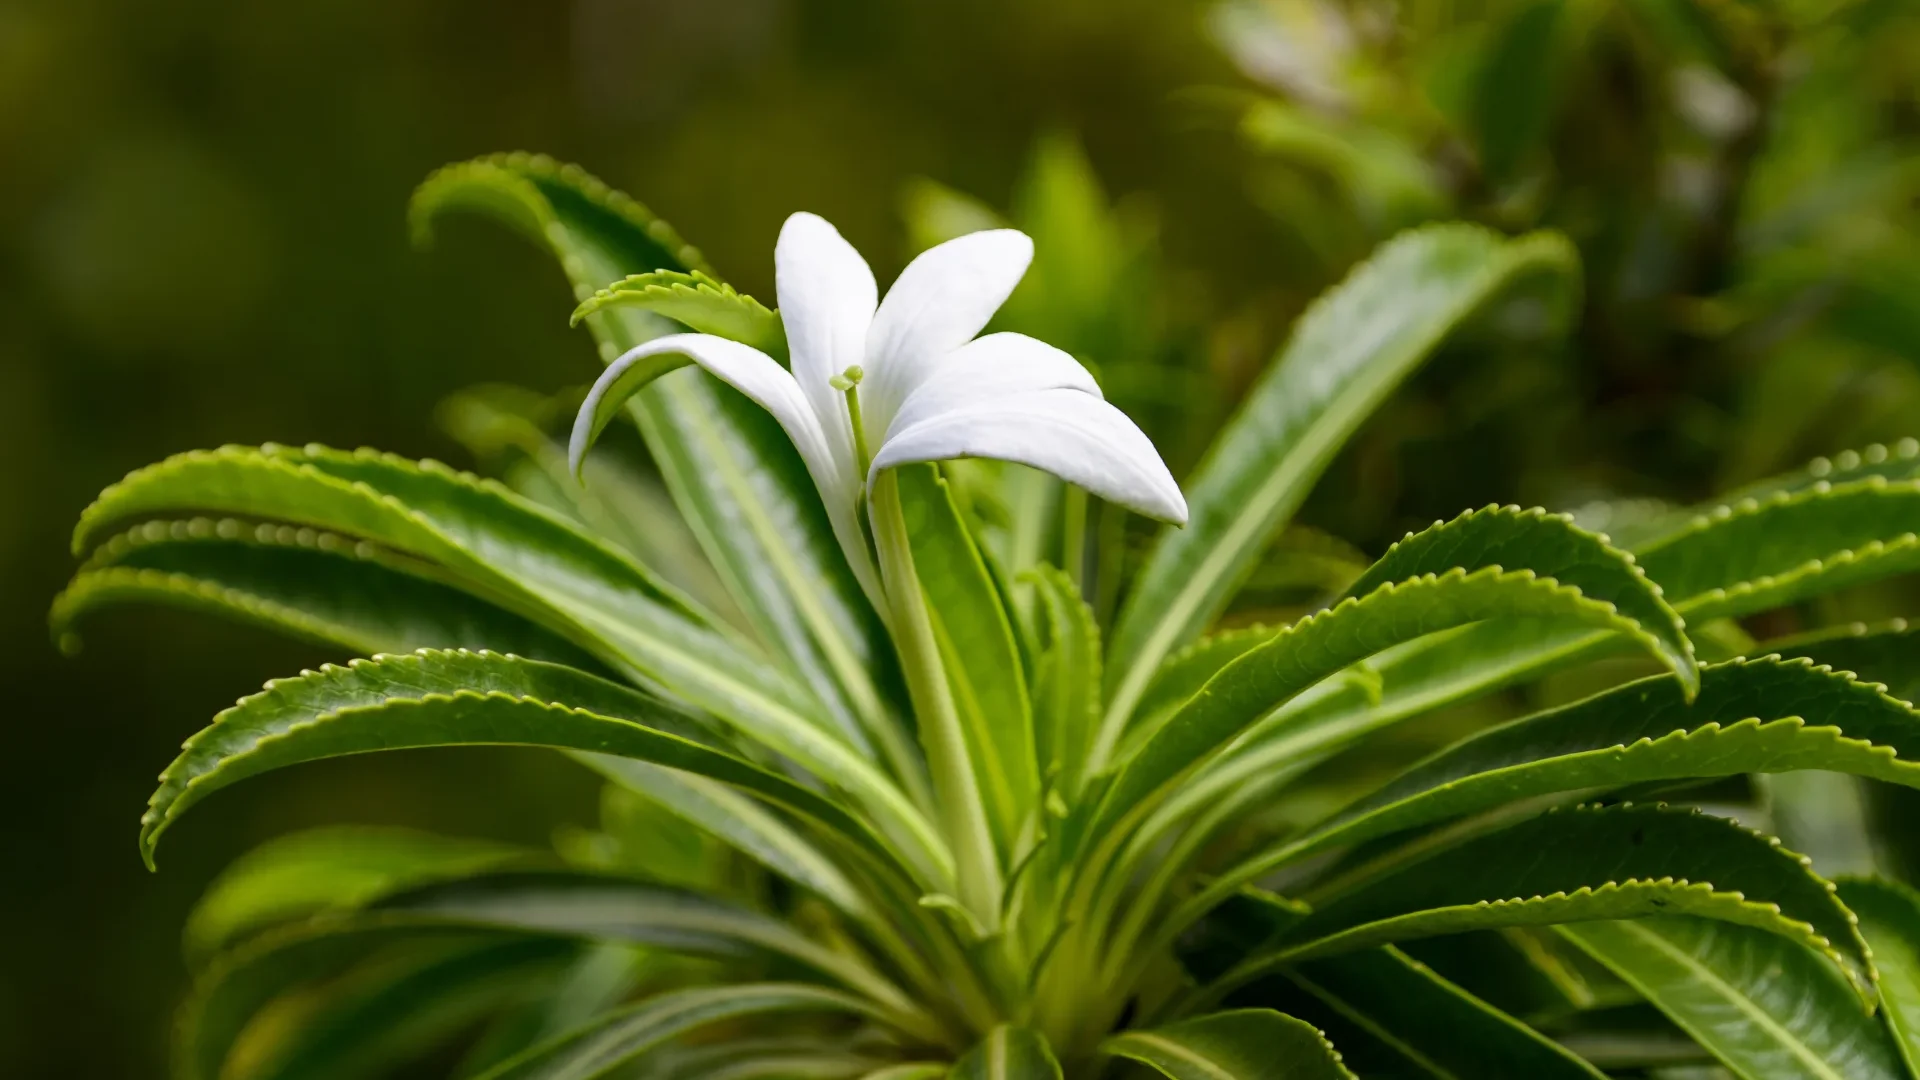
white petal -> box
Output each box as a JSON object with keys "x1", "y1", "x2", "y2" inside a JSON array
[
  {"x1": 776, "y1": 213, "x2": 876, "y2": 473},
  {"x1": 862, "y1": 229, "x2": 1033, "y2": 437},
  {"x1": 884, "y1": 332, "x2": 1101, "y2": 441},
  {"x1": 872, "y1": 389, "x2": 1188, "y2": 525},
  {"x1": 570, "y1": 333, "x2": 884, "y2": 604}
]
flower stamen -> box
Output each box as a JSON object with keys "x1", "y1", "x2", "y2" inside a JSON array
[{"x1": 831, "y1": 365, "x2": 874, "y2": 478}]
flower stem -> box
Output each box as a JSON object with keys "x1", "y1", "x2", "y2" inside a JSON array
[{"x1": 868, "y1": 468, "x2": 1005, "y2": 927}]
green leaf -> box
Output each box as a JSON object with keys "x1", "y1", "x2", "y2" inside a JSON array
[
  {"x1": 1557, "y1": 918, "x2": 1907, "y2": 1080},
  {"x1": 414, "y1": 153, "x2": 914, "y2": 815},
  {"x1": 140, "y1": 649, "x2": 945, "y2": 891},
  {"x1": 1029, "y1": 564, "x2": 1102, "y2": 801},
  {"x1": 178, "y1": 918, "x2": 514, "y2": 1080},
  {"x1": 1127, "y1": 625, "x2": 1280, "y2": 747},
  {"x1": 1837, "y1": 877, "x2": 1920, "y2": 1073},
  {"x1": 1105, "y1": 223, "x2": 1578, "y2": 732},
  {"x1": 244, "y1": 937, "x2": 570, "y2": 1080},
  {"x1": 1094, "y1": 560, "x2": 1691, "y2": 850},
  {"x1": 476, "y1": 983, "x2": 887, "y2": 1080},
  {"x1": 577, "y1": 755, "x2": 868, "y2": 919},
  {"x1": 1264, "y1": 657, "x2": 1920, "y2": 873},
  {"x1": 368, "y1": 871, "x2": 920, "y2": 1021},
  {"x1": 570, "y1": 270, "x2": 784, "y2": 358},
  {"x1": 183, "y1": 826, "x2": 529, "y2": 963},
  {"x1": 948, "y1": 1025, "x2": 1062, "y2": 1080},
  {"x1": 1340, "y1": 505, "x2": 1695, "y2": 693},
  {"x1": 1770, "y1": 619, "x2": 1920, "y2": 705},
  {"x1": 1100, "y1": 1010, "x2": 1355, "y2": 1080},
  {"x1": 52, "y1": 517, "x2": 601, "y2": 669},
  {"x1": 78, "y1": 447, "x2": 937, "y2": 864},
  {"x1": 1636, "y1": 475, "x2": 1920, "y2": 621},
  {"x1": 1211, "y1": 804, "x2": 1871, "y2": 1001},
  {"x1": 1278, "y1": 947, "x2": 1607, "y2": 1079},
  {"x1": 898, "y1": 464, "x2": 1038, "y2": 851}
]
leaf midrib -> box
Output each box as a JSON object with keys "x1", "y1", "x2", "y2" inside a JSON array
[{"x1": 1580, "y1": 921, "x2": 1851, "y2": 1080}]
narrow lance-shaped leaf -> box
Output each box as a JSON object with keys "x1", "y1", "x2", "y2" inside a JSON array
[
  {"x1": 1558, "y1": 918, "x2": 1907, "y2": 1080},
  {"x1": 1100, "y1": 1010, "x2": 1356, "y2": 1080},
  {"x1": 53, "y1": 517, "x2": 602, "y2": 670},
  {"x1": 476, "y1": 983, "x2": 890, "y2": 1080},
  {"x1": 140, "y1": 649, "x2": 949, "y2": 892},
  {"x1": 1636, "y1": 475, "x2": 1920, "y2": 621},
  {"x1": 1837, "y1": 877, "x2": 1920, "y2": 1074},
  {"x1": 413, "y1": 153, "x2": 910, "y2": 795},
  {"x1": 1200, "y1": 804, "x2": 1873, "y2": 1004},
  {"x1": 570, "y1": 270, "x2": 785, "y2": 360},
  {"x1": 1104, "y1": 223, "x2": 1578, "y2": 735},
  {"x1": 1770, "y1": 618, "x2": 1920, "y2": 705},
  {"x1": 182, "y1": 826, "x2": 529, "y2": 963},
  {"x1": 1090, "y1": 503, "x2": 1696, "y2": 854},
  {"x1": 1242, "y1": 657, "x2": 1920, "y2": 881}
]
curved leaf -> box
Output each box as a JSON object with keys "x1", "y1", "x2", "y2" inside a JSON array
[
  {"x1": 77, "y1": 447, "x2": 936, "y2": 862},
  {"x1": 477, "y1": 983, "x2": 886, "y2": 1080},
  {"x1": 243, "y1": 937, "x2": 570, "y2": 1080},
  {"x1": 577, "y1": 755, "x2": 867, "y2": 919},
  {"x1": 949, "y1": 1026, "x2": 1062, "y2": 1080},
  {"x1": 183, "y1": 826, "x2": 529, "y2": 963},
  {"x1": 1558, "y1": 918, "x2": 1906, "y2": 1080},
  {"x1": 1101, "y1": 1010, "x2": 1355, "y2": 1080},
  {"x1": 1265, "y1": 657, "x2": 1920, "y2": 873},
  {"x1": 1338, "y1": 505, "x2": 1695, "y2": 693},
  {"x1": 1094, "y1": 563, "x2": 1691, "y2": 847},
  {"x1": 570, "y1": 270, "x2": 784, "y2": 358},
  {"x1": 1105, "y1": 223, "x2": 1579, "y2": 730},
  {"x1": 1636, "y1": 475, "x2": 1920, "y2": 621},
  {"x1": 178, "y1": 917, "x2": 516, "y2": 1080},
  {"x1": 413, "y1": 153, "x2": 912, "y2": 809},
  {"x1": 1770, "y1": 619, "x2": 1920, "y2": 705},
  {"x1": 1210, "y1": 804, "x2": 1871, "y2": 1001},
  {"x1": 367, "y1": 871, "x2": 921, "y2": 1024},
  {"x1": 1276, "y1": 947, "x2": 1606, "y2": 1079},
  {"x1": 1837, "y1": 877, "x2": 1920, "y2": 1073},
  {"x1": 53, "y1": 517, "x2": 599, "y2": 669},
  {"x1": 140, "y1": 649, "x2": 947, "y2": 891}
]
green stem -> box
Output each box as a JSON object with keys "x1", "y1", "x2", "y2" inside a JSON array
[{"x1": 869, "y1": 469, "x2": 1005, "y2": 928}]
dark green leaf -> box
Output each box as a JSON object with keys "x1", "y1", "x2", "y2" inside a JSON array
[
  {"x1": 1837, "y1": 877, "x2": 1920, "y2": 1073},
  {"x1": 476, "y1": 983, "x2": 885, "y2": 1080},
  {"x1": 1558, "y1": 918, "x2": 1906, "y2": 1080},
  {"x1": 53, "y1": 517, "x2": 599, "y2": 669},
  {"x1": 140, "y1": 649, "x2": 944, "y2": 892},
  {"x1": 1101, "y1": 1010, "x2": 1355, "y2": 1080},
  {"x1": 1029, "y1": 564, "x2": 1101, "y2": 801},
  {"x1": 1211, "y1": 804, "x2": 1871, "y2": 1001},
  {"x1": 183, "y1": 826, "x2": 528, "y2": 963}
]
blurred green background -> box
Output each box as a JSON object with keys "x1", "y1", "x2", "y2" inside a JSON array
[{"x1": 4, "y1": 0, "x2": 1917, "y2": 1073}]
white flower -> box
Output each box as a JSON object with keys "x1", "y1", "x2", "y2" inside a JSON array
[{"x1": 571, "y1": 212, "x2": 1187, "y2": 602}]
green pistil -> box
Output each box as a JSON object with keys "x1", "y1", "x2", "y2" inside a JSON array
[{"x1": 831, "y1": 365, "x2": 874, "y2": 476}]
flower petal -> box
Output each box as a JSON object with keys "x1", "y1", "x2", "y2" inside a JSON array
[
  {"x1": 863, "y1": 229, "x2": 1034, "y2": 437},
  {"x1": 569, "y1": 333, "x2": 885, "y2": 604},
  {"x1": 776, "y1": 213, "x2": 876, "y2": 472},
  {"x1": 884, "y1": 332, "x2": 1102, "y2": 441},
  {"x1": 873, "y1": 389, "x2": 1188, "y2": 525}
]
